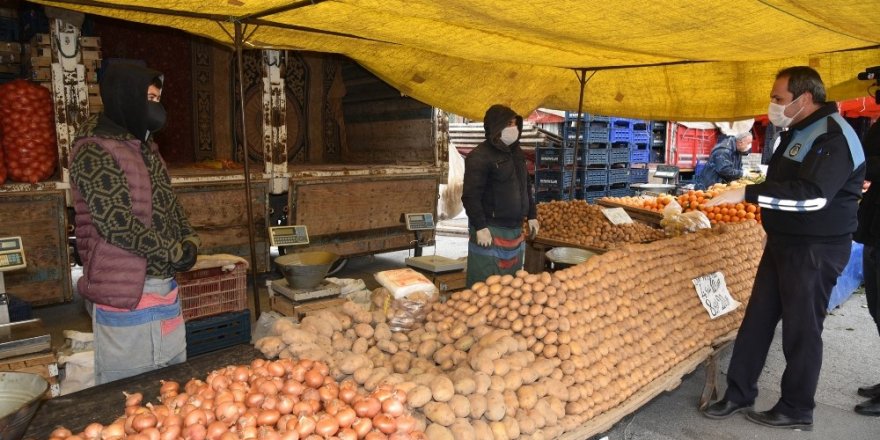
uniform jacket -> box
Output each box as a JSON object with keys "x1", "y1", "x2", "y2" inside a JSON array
[
  {"x1": 744, "y1": 102, "x2": 865, "y2": 243},
  {"x1": 70, "y1": 64, "x2": 199, "y2": 310},
  {"x1": 461, "y1": 105, "x2": 537, "y2": 230}
]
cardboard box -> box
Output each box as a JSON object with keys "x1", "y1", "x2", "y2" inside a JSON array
[
  {"x1": 30, "y1": 46, "x2": 51, "y2": 58},
  {"x1": 269, "y1": 293, "x2": 347, "y2": 321},
  {"x1": 0, "y1": 52, "x2": 20, "y2": 64},
  {"x1": 85, "y1": 71, "x2": 98, "y2": 83},
  {"x1": 0, "y1": 63, "x2": 19, "y2": 74},
  {"x1": 28, "y1": 56, "x2": 51, "y2": 68},
  {"x1": 87, "y1": 83, "x2": 100, "y2": 95},
  {"x1": 82, "y1": 59, "x2": 99, "y2": 70},
  {"x1": 31, "y1": 33, "x2": 51, "y2": 47},
  {"x1": 30, "y1": 67, "x2": 51, "y2": 81},
  {"x1": 79, "y1": 36, "x2": 101, "y2": 49},
  {"x1": 88, "y1": 95, "x2": 102, "y2": 107},
  {"x1": 82, "y1": 50, "x2": 101, "y2": 61}
]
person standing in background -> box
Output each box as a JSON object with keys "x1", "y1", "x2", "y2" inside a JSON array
[
  {"x1": 461, "y1": 104, "x2": 538, "y2": 287},
  {"x1": 696, "y1": 131, "x2": 754, "y2": 189},
  {"x1": 853, "y1": 117, "x2": 880, "y2": 417},
  {"x1": 69, "y1": 63, "x2": 200, "y2": 384}
]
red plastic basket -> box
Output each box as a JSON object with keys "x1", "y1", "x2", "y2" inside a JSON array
[{"x1": 177, "y1": 263, "x2": 248, "y2": 321}]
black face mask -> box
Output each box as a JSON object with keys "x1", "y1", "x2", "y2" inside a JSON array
[{"x1": 145, "y1": 101, "x2": 167, "y2": 137}]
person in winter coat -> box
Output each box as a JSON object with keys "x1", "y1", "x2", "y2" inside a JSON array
[
  {"x1": 702, "y1": 66, "x2": 865, "y2": 430},
  {"x1": 854, "y1": 118, "x2": 880, "y2": 417},
  {"x1": 69, "y1": 63, "x2": 200, "y2": 384},
  {"x1": 461, "y1": 104, "x2": 538, "y2": 286},
  {"x1": 696, "y1": 132, "x2": 753, "y2": 189}
]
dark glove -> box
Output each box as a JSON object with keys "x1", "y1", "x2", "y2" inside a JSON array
[{"x1": 171, "y1": 241, "x2": 198, "y2": 272}]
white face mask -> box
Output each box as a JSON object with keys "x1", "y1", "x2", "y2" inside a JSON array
[
  {"x1": 767, "y1": 94, "x2": 804, "y2": 128},
  {"x1": 500, "y1": 126, "x2": 519, "y2": 145}
]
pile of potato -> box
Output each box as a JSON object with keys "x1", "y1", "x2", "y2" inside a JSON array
[
  {"x1": 256, "y1": 221, "x2": 765, "y2": 439},
  {"x1": 536, "y1": 200, "x2": 665, "y2": 249}
]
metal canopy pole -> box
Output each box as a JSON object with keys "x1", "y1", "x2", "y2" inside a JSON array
[
  {"x1": 234, "y1": 21, "x2": 262, "y2": 318},
  {"x1": 570, "y1": 69, "x2": 588, "y2": 196}
]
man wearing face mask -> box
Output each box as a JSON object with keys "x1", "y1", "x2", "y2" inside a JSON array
[
  {"x1": 702, "y1": 66, "x2": 865, "y2": 430},
  {"x1": 69, "y1": 63, "x2": 200, "y2": 384},
  {"x1": 695, "y1": 131, "x2": 754, "y2": 190},
  {"x1": 461, "y1": 104, "x2": 538, "y2": 287}
]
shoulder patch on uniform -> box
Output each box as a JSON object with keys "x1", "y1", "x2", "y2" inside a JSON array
[{"x1": 788, "y1": 144, "x2": 801, "y2": 157}]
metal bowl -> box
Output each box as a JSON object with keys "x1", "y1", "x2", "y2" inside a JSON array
[
  {"x1": 0, "y1": 372, "x2": 48, "y2": 440},
  {"x1": 275, "y1": 251, "x2": 339, "y2": 289},
  {"x1": 631, "y1": 183, "x2": 677, "y2": 194},
  {"x1": 545, "y1": 247, "x2": 596, "y2": 267}
]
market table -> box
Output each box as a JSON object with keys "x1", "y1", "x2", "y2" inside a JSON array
[{"x1": 25, "y1": 344, "x2": 262, "y2": 439}]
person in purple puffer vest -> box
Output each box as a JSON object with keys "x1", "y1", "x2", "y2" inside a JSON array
[{"x1": 69, "y1": 63, "x2": 199, "y2": 384}]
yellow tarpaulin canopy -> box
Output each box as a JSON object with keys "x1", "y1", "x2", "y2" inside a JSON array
[{"x1": 35, "y1": 0, "x2": 880, "y2": 121}]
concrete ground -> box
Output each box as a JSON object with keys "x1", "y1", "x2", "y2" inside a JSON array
[{"x1": 34, "y1": 214, "x2": 880, "y2": 438}]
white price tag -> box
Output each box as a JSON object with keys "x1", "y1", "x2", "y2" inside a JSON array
[
  {"x1": 602, "y1": 207, "x2": 633, "y2": 225},
  {"x1": 692, "y1": 271, "x2": 740, "y2": 319}
]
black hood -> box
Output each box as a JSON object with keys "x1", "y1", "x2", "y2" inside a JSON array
[
  {"x1": 99, "y1": 63, "x2": 163, "y2": 142},
  {"x1": 483, "y1": 104, "x2": 523, "y2": 152}
]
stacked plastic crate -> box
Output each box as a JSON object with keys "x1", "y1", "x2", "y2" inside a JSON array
[
  {"x1": 606, "y1": 118, "x2": 633, "y2": 197},
  {"x1": 629, "y1": 119, "x2": 651, "y2": 185},
  {"x1": 535, "y1": 120, "x2": 575, "y2": 202},
  {"x1": 0, "y1": 8, "x2": 20, "y2": 83},
  {"x1": 574, "y1": 114, "x2": 610, "y2": 202}
]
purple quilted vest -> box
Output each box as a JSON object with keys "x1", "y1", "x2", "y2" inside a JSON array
[{"x1": 70, "y1": 136, "x2": 154, "y2": 310}]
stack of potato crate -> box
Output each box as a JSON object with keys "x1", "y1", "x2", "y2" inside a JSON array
[
  {"x1": 81, "y1": 36, "x2": 102, "y2": 114},
  {"x1": 26, "y1": 33, "x2": 51, "y2": 88},
  {"x1": 0, "y1": 352, "x2": 61, "y2": 398}
]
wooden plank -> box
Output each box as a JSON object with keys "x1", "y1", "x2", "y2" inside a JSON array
[
  {"x1": 291, "y1": 177, "x2": 437, "y2": 236},
  {"x1": 558, "y1": 346, "x2": 713, "y2": 440},
  {"x1": 301, "y1": 232, "x2": 418, "y2": 258},
  {"x1": 345, "y1": 119, "x2": 435, "y2": 163},
  {"x1": 174, "y1": 182, "x2": 269, "y2": 272},
  {"x1": 596, "y1": 199, "x2": 663, "y2": 226},
  {"x1": 0, "y1": 191, "x2": 72, "y2": 305}
]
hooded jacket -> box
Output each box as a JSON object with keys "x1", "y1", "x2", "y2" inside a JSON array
[
  {"x1": 696, "y1": 135, "x2": 745, "y2": 189},
  {"x1": 69, "y1": 63, "x2": 199, "y2": 309},
  {"x1": 461, "y1": 105, "x2": 537, "y2": 230}
]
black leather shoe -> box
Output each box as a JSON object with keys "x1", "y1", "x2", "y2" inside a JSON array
[
  {"x1": 702, "y1": 399, "x2": 752, "y2": 419},
  {"x1": 854, "y1": 396, "x2": 880, "y2": 417},
  {"x1": 857, "y1": 382, "x2": 880, "y2": 398},
  {"x1": 745, "y1": 409, "x2": 813, "y2": 431}
]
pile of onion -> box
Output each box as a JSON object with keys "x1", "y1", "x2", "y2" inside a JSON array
[{"x1": 47, "y1": 358, "x2": 426, "y2": 440}]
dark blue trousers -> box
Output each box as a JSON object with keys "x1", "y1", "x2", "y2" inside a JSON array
[
  {"x1": 861, "y1": 245, "x2": 880, "y2": 337},
  {"x1": 723, "y1": 238, "x2": 851, "y2": 420}
]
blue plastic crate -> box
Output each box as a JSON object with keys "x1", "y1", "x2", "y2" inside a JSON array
[
  {"x1": 580, "y1": 186, "x2": 607, "y2": 203},
  {"x1": 535, "y1": 169, "x2": 573, "y2": 189},
  {"x1": 608, "y1": 187, "x2": 634, "y2": 198},
  {"x1": 609, "y1": 146, "x2": 631, "y2": 164},
  {"x1": 7, "y1": 295, "x2": 33, "y2": 322},
  {"x1": 609, "y1": 129, "x2": 633, "y2": 143},
  {"x1": 580, "y1": 147, "x2": 609, "y2": 167},
  {"x1": 587, "y1": 126, "x2": 610, "y2": 143},
  {"x1": 608, "y1": 168, "x2": 630, "y2": 185},
  {"x1": 186, "y1": 309, "x2": 251, "y2": 357},
  {"x1": 611, "y1": 117, "x2": 632, "y2": 129},
  {"x1": 576, "y1": 168, "x2": 607, "y2": 187},
  {"x1": 630, "y1": 167, "x2": 649, "y2": 184},
  {"x1": 537, "y1": 147, "x2": 575, "y2": 167},
  {"x1": 631, "y1": 120, "x2": 649, "y2": 131},
  {"x1": 632, "y1": 130, "x2": 651, "y2": 144},
  {"x1": 536, "y1": 189, "x2": 572, "y2": 202},
  {"x1": 630, "y1": 143, "x2": 650, "y2": 163},
  {"x1": 588, "y1": 114, "x2": 611, "y2": 123}
]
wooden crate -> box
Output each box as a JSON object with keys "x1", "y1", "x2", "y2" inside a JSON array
[
  {"x1": 0, "y1": 191, "x2": 72, "y2": 305},
  {"x1": 174, "y1": 181, "x2": 270, "y2": 272},
  {"x1": 0, "y1": 352, "x2": 61, "y2": 398},
  {"x1": 79, "y1": 36, "x2": 101, "y2": 49},
  {"x1": 290, "y1": 175, "x2": 438, "y2": 257},
  {"x1": 413, "y1": 268, "x2": 467, "y2": 300},
  {"x1": 269, "y1": 294, "x2": 346, "y2": 321}
]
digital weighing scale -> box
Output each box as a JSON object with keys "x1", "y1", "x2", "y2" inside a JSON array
[
  {"x1": 268, "y1": 225, "x2": 309, "y2": 247},
  {"x1": 0, "y1": 236, "x2": 51, "y2": 360},
  {"x1": 653, "y1": 165, "x2": 680, "y2": 185},
  {"x1": 402, "y1": 213, "x2": 466, "y2": 273},
  {"x1": 268, "y1": 225, "x2": 344, "y2": 302}
]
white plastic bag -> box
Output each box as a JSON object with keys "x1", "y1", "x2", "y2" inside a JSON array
[
  {"x1": 58, "y1": 350, "x2": 95, "y2": 395},
  {"x1": 251, "y1": 311, "x2": 284, "y2": 343},
  {"x1": 659, "y1": 199, "x2": 711, "y2": 236},
  {"x1": 375, "y1": 268, "x2": 438, "y2": 300}
]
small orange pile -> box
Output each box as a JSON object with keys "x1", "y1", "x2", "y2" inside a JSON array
[
  {"x1": 676, "y1": 190, "x2": 761, "y2": 224},
  {"x1": 602, "y1": 195, "x2": 675, "y2": 212}
]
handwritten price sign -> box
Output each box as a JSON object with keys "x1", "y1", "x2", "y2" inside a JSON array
[{"x1": 692, "y1": 271, "x2": 740, "y2": 319}]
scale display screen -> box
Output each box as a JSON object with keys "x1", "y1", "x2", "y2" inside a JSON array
[
  {"x1": 268, "y1": 226, "x2": 309, "y2": 247},
  {"x1": 0, "y1": 236, "x2": 26, "y2": 271},
  {"x1": 405, "y1": 213, "x2": 435, "y2": 231}
]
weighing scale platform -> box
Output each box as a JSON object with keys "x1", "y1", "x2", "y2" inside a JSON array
[
  {"x1": 270, "y1": 278, "x2": 342, "y2": 302},
  {"x1": 405, "y1": 255, "x2": 466, "y2": 273},
  {"x1": 0, "y1": 318, "x2": 51, "y2": 360}
]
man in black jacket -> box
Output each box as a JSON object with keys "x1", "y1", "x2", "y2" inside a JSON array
[
  {"x1": 854, "y1": 118, "x2": 880, "y2": 417},
  {"x1": 702, "y1": 66, "x2": 865, "y2": 429},
  {"x1": 461, "y1": 104, "x2": 538, "y2": 286}
]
